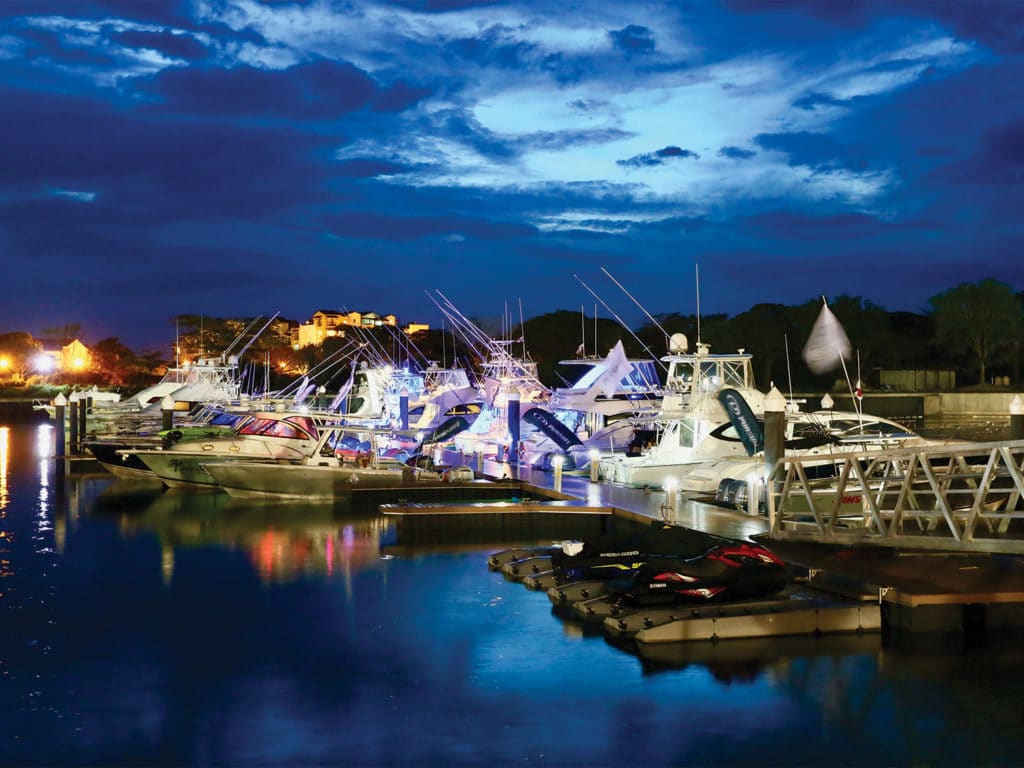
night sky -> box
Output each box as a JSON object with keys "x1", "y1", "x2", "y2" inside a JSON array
[{"x1": 2, "y1": 0, "x2": 1023, "y2": 351}]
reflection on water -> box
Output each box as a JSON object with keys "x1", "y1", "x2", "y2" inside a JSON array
[
  {"x1": 917, "y1": 415, "x2": 1012, "y2": 442},
  {"x1": 3, "y1": 423, "x2": 1024, "y2": 766},
  {"x1": 89, "y1": 482, "x2": 392, "y2": 587},
  {"x1": 0, "y1": 426, "x2": 9, "y2": 511}
]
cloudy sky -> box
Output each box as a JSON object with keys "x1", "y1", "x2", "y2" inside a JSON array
[{"x1": 2, "y1": 0, "x2": 1023, "y2": 351}]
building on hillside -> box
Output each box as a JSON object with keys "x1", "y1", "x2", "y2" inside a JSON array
[
  {"x1": 290, "y1": 310, "x2": 402, "y2": 349},
  {"x1": 36, "y1": 339, "x2": 92, "y2": 374}
]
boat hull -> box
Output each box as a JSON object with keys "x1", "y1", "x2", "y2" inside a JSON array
[{"x1": 201, "y1": 461, "x2": 440, "y2": 499}]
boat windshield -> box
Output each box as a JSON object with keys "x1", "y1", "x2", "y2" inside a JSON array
[
  {"x1": 677, "y1": 417, "x2": 698, "y2": 448},
  {"x1": 237, "y1": 416, "x2": 317, "y2": 440},
  {"x1": 832, "y1": 420, "x2": 916, "y2": 438}
]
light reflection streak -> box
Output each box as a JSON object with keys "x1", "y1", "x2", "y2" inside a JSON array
[{"x1": 0, "y1": 426, "x2": 8, "y2": 512}]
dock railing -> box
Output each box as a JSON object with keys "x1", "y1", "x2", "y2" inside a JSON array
[{"x1": 767, "y1": 439, "x2": 1024, "y2": 554}]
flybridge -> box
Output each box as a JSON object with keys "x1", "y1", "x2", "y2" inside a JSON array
[{"x1": 662, "y1": 334, "x2": 756, "y2": 397}]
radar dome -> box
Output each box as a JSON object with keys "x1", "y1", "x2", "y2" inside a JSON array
[{"x1": 669, "y1": 333, "x2": 688, "y2": 353}]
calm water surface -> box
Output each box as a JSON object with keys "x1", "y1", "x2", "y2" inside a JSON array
[{"x1": 1, "y1": 421, "x2": 1023, "y2": 767}]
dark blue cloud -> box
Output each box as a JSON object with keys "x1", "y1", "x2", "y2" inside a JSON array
[
  {"x1": 942, "y1": 118, "x2": 1024, "y2": 186},
  {"x1": 609, "y1": 25, "x2": 655, "y2": 54},
  {"x1": 382, "y1": 0, "x2": 503, "y2": 10},
  {"x1": 372, "y1": 80, "x2": 433, "y2": 113},
  {"x1": 754, "y1": 131, "x2": 870, "y2": 171},
  {"x1": 741, "y1": 211, "x2": 893, "y2": 240},
  {"x1": 141, "y1": 60, "x2": 377, "y2": 118},
  {"x1": 617, "y1": 146, "x2": 700, "y2": 168},
  {"x1": 727, "y1": 0, "x2": 1024, "y2": 53},
  {"x1": 718, "y1": 146, "x2": 756, "y2": 160},
  {"x1": 321, "y1": 211, "x2": 535, "y2": 242},
  {"x1": 0, "y1": 1, "x2": 192, "y2": 25},
  {"x1": 0, "y1": 85, "x2": 333, "y2": 221},
  {"x1": 336, "y1": 159, "x2": 408, "y2": 178}
]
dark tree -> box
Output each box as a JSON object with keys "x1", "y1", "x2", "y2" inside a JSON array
[{"x1": 929, "y1": 279, "x2": 1023, "y2": 385}]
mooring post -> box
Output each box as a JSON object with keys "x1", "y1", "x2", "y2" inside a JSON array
[
  {"x1": 161, "y1": 395, "x2": 174, "y2": 433},
  {"x1": 53, "y1": 393, "x2": 67, "y2": 458},
  {"x1": 78, "y1": 394, "x2": 88, "y2": 445},
  {"x1": 762, "y1": 386, "x2": 787, "y2": 517},
  {"x1": 507, "y1": 391, "x2": 520, "y2": 465},
  {"x1": 68, "y1": 394, "x2": 79, "y2": 456},
  {"x1": 1010, "y1": 395, "x2": 1024, "y2": 440}
]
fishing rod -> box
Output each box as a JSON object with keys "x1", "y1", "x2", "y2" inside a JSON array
[
  {"x1": 572, "y1": 274, "x2": 669, "y2": 374},
  {"x1": 600, "y1": 267, "x2": 672, "y2": 349}
]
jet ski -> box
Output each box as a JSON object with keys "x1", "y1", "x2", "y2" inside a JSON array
[
  {"x1": 612, "y1": 542, "x2": 789, "y2": 606},
  {"x1": 548, "y1": 521, "x2": 764, "y2": 584}
]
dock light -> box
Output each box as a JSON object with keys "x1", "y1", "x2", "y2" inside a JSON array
[
  {"x1": 589, "y1": 449, "x2": 600, "y2": 483},
  {"x1": 72, "y1": 357, "x2": 85, "y2": 371},
  {"x1": 0, "y1": 356, "x2": 9, "y2": 372},
  {"x1": 552, "y1": 454, "x2": 564, "y2": 493},
  {"x1": 821, "y1": 393, "x2": 834, "y2": 410}
]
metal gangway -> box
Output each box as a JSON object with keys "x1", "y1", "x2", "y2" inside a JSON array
[{"x1": 767, "y1": 439, "x2": 1024, "y2": 554}]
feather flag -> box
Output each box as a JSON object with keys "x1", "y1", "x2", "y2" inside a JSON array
[{"x1": 802, "y1": 301, "x2": 851, "y2": 374}]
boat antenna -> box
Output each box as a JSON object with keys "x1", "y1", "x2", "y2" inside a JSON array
[
  {"x1": 601, "y1": 267, "x2": 671, "y2": 350},
  {"x1": 518, "y1": 298, "x2": 527, "y2": 362},
  {"x1": 573, "y1": 274, "x2": 668, "y2": 374},
  {"x1": 441, "y1": 317, "x2": 447, "y2": 368},
  {"x1": 784, "y1": 334, "x2": 795, "y2": 403},
  {"x1": 580, "y1": 305, "x2": 585, "y2": 356},
  {"x1": 695, "y1": 263, "x2": 701, "y2": 345},
  {"x1": 593, "y1": 303, "x2": 597, "y2": 358}
]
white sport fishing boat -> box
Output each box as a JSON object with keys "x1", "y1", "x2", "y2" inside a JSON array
[
  {"x1": 127, "y1": 411, "x2": 338, "y2": 489},
  {"x1": 596, "y1": 333, "x2": 763, "y2": 487},
  {"x1": 200, "y1": 424, "x2": 457, "y2": 499},
  {"x1": 517, "y1": 340, "x2": 664, "y2": 470},
  {"x1": 596, "y1": 332, "x2": 936, "y2": 495}
]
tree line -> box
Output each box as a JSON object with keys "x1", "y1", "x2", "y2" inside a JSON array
[{"x1": 2, "y1": 279, "x2": 1021, "y2": 394}]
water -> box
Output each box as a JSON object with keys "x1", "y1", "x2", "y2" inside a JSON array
[{"x1": 2, "y1": 422, "x2": 1024, "y2": 767}]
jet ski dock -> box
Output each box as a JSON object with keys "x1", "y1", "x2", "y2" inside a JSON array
[{"x1": 395, "y1": 450, "x2": 1024, "y2": 642}]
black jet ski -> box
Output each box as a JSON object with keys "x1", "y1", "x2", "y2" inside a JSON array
[
  {"x1": 613, "y1": 541, "x2": 789, "y2": 606},
  {"x1": 549, "y1": 521, "x2": 760, "y2": 584}
]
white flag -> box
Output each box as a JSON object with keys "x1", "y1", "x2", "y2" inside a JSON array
[{"x1": 802, "y1": 302, "x2": 851, "y2": 374}]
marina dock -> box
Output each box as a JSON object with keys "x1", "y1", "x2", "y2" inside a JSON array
[{"x1": 447, "y1": 452, "x2": 1024, "y2": 640}]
